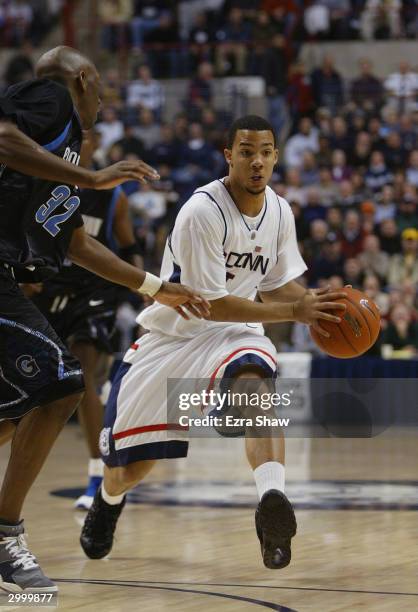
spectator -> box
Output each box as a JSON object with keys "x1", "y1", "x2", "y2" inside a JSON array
[
  {"x1": 406, "y1": 150, "x2": 418, "y2": 187},
  {"x1": 365, "y1": 150, "x2": 393, "y2": 192},
  {"x1": 261, "y1": 34, "x2": 288, "y2": 138},
  {"x1": 329, "y1": 116, "x2": 352, "y2": 152},
  {"x1": 349, "y1": 131, "x2": 372, "y2": 170},
  {"x1": 300, "y1": 151, "x2": 320, "y2": 186},
  {"x1": 317, "y1": 167, "x2": 339, "y2": 207},
  {"x1": 358, "y1": 234, "x2": 390, "y2": 280},
  {"x1": 215, "y1": 7, "x2": 252, "y2": 75},
  {"x1": 374, "y1": 184, "x2": 396, "y2": 224},
  {"x1": 315, "y1": 0, "x2": 352, "y2": 39},
  {"x1": 133, "y1": 107, "x2": 161, "y2": 150},
  {"x1": 126, "y1": 64, "x2": 165, "y2": 118},
  {"x1": 284, "y1": 168, "x2": 307, "y2": 205},
  {"x1": 331, "y1": 150, "x2": 351, "y2": 183},
  {"x1": 252, "y1": 10, "x2": 277, "y2": 69},
  {"x1": 187, "y1": 61, "x2": 214, "y2": 114},
  {"x1": 303, "y1": 188, "x2": 327, "y2": 224},
  {"x1": 95, "y1": 106, "x2": 124, "y2": 152},
  {"x1": 143, "y1": 12, "x2": 182, "y2": 78},
  {"x1": 362, "y1": 274, "x2": 390, "y2": 316},
  {"x1": 382, "y1": 303, "x2": 418, "y2": 353},
  {"x1": 384, "y1": 61, "x2": 418, "y2": 113},
  {"x1": 100, "y1": 68, "x2": 124, "y2": 110},
  {"x1": 284, "y1": 117, "x2": 319, "y2": 168},
  {"x1": 382, "y1": 131, "x2": 407, "y2": 171},
  {"x1": 340, "y1": 209, "x2": 365, "y2": 258},
  {"x1": 3, "y1": 0, "x2": 33, "y2": 47},
  {"x1": 310, "y1": 232, "x2": 344, "y2": 284},
  {"x1": 3, "y1": 46, "x2": 34, "y2": 86},
  {"x1": 114, "y1": 123, "x2": 146, "y2": 159},
  {"x1": 361, "y1": 0, "x2": 401, "y2": 41},
  {"x1": 129, "y1": 182, "x2": 168, "y2": 224},
  {"x1": 99, "y1": 0, "x2": 133, "y2": 53},
  {"x1": 387, "y1": 227, "x2": 418, "y2": 286},
  {"x1": 303, "y1": 218, "x2": 329, "y2": 263},
  {"x1": 377, "y1": 218, "x2": 401, "y2": 255},
  {"x1": 149, "y1": 123, "x2": 180, "y2": 168},
  {"x1": 399, "y1": 113, "x2": 417, "y2": 152},
  {"x1": 337, "y1": 180, "x2": 360, "y2": 207},
  {"x1": 351, "y1": 58, "x2": 384, "y2": 110},
  {"x1": 326, "y1": 206, "x2": 343, "y2": 233},
  {"x1": 397, "y1": 194, "x2": 418, "y2": 233},
  {"x1": 286, "y1": 62, "x2": 315, "y2": 124},
  {"x1": 316, "y1": 134, "x2": 333, "y2": 167},
  {"x1": 130, "y1": 0, "x2": 163, "y2": 51},
  {"x1": 188, "y1": 12, "x2": 214, "y2": 70},
  {"x1": 311, "y1": 55, "x2": 344, "y2": 113},
  {"x1": 343, "y1": 257, "x2": 364, "y2": 288}
]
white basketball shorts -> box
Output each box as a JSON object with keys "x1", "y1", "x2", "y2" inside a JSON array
[{"x1": 100, "y1": 324, "x2": 277, "y2": 466}]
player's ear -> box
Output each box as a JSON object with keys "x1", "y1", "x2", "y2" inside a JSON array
[
  {"x1": 76, "y1": 70, "x2": 88, "y2": 93},
  {"x1": 224, "y1": 148, "x2": 232, "y2": 165},
  {"x1": 274, "y1": 148, "x2": 279, "y2": 166}
]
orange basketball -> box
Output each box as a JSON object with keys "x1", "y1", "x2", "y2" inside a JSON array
[{"x1": 310, "y1": 287, "x2": 380, "y2": 359}]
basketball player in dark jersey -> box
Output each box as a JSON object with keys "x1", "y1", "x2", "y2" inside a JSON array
[
  {"x1": 0, "y1": 46, "x2": 209, "y2": 594},
  {"x1": 30, "y1": 130, "x2": 144, "y2": 510}
]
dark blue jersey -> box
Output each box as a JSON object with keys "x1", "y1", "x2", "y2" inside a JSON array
[
  {"x1": 0, "y1": 78, "x2": 84, "y2": 282},
  {"x1": 43, "y1": 186, "x2": 123, "y2": 295}
]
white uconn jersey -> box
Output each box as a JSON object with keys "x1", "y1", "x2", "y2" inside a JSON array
[{"x1": 138, "y1": 178, "x2": 307, "y2": 337}]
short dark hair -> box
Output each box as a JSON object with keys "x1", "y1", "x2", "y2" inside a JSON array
[{"x1": 227, "y1": 115, "x2": 277, "y2": 149}]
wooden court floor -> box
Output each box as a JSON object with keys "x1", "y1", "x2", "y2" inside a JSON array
[{"x1": 1, "y1": 426, "x2": 417, "y2": 611}]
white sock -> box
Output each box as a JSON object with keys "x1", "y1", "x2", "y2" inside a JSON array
[
  {"x1": 101, "y1": 483, "x2": 124, "y2": 505},
  {"x1": 88, "y1": 458, "x2": 104, "y2": 478},
  {"x1": 253, "y1": 461, "x2": 285, "y2": 500}
]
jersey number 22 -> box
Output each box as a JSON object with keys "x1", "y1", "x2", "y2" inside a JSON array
[{"x1": 35, "y1": 185, "x2": 80, "y2": 237}]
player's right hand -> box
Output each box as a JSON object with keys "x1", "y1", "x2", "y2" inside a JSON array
[
  {"x1": 293, "y1": 286, "x2": 347, "y2": 337},
  {"x1": 154, "y1": 281, "x2": 211, "y2": 320},
  {"x1": 92, "y1": 161, "x2": 160, "y2": 190}
]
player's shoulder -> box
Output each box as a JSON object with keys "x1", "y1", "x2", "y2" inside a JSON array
[
  {"x1": 3, "y1": 78, "x2": 72, "y2": 108},
  {"x1": 175, "y1": 179, "x2": 227, "y2": 234},
  {"x1": 179, "y1": 179, "x2": 227, "y2": 220},
  {"x1": 266, "y1": 186, "x2": 293, "y2": 217}
]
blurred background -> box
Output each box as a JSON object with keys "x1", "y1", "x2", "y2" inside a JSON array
[{"x1": 1, "y1": 0, "x2": 417, "y2": 367}]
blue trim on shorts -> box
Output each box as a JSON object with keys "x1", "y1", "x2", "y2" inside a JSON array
[
  {"x1": 42, "y1": 118, "x2": 72, "y2": 151},
  {"x1": 105, "y1": 186, "x2": 122, "y2": 252},
  {"x1": 103, "y1": 361, "x2": 132, "y2": 460},
  {"x1": 222, "y1": 353, "x2": 276, "y2": 382},
  {"x1": 168, "y1": 262, "x2": 181, "y2": 283},
  {"x1": 103, "y1": 440, "x2": 189, "y2": 467}
]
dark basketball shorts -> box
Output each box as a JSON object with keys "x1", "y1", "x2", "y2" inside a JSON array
[
  {"x1": 0, "y1": 268, "x2": 85, "y2": 420},
  {"x1": 33, "y1": 286, "x2": 118, "y2": 355}
]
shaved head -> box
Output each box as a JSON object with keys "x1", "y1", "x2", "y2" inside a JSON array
[
  {"x1": 35, "y1": 46, "x2": 101, "y2": 130},
  {"x1": 36, "y1": 46, "x2": 95, "y2": 82}
]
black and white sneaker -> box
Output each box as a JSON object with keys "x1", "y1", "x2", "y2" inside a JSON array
[
  {"x1": 80, "y1": 488, "x2": 126, "y2": 559},
  {"x1": 0, "y1": 521, "x2": 57, "y2": 592},
  {"x1": 255, "y1": 489, "x2": 297, "y2": 569}
]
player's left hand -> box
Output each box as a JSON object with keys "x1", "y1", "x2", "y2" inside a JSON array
[{"x1": 154, "y1": 281, "x2": 211, "y2": 320}]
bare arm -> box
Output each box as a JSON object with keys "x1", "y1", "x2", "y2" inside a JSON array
[
  {"x1": 0, "y1": 120, "x2": 159, "y2": 189},
  {"x1": 259, "y1": 279, "x2": 307, "y2": 304},
  {"x1": 67, "y1": 226, "x2": 210, "y2": 318},
  {"x1": 112, "y1": 190, "x2": 143, "y2": 268},
  {"x1": 209, "y1": 286, "x2": 347, "y2": 337}
]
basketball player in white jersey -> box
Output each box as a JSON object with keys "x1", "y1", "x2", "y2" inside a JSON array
[{"x1": 80, "y1": 116, "x2": 346, "y2": 569}]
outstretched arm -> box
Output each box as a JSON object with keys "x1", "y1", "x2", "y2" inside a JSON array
[
  {"x1": 67, "y1": 226, "x2": 210, "y2": 319},
  {"x1": 0, "y1": 121, "x2": 159, "y2": 189}
]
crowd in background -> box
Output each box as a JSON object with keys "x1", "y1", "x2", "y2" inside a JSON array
[
  {"x1": 0, "y1": 0, "x2": 62, "y2": 47},
  {"x1": 0, "y1": 1, "x2": 417, "y2": 357},
  {"x1": 96, "y1": 0, "x2": 418, "y2": 77}
]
